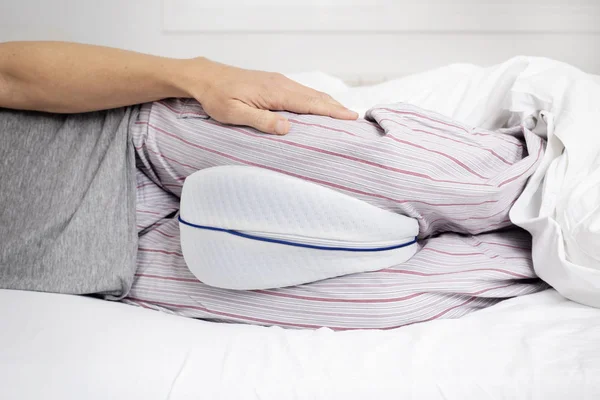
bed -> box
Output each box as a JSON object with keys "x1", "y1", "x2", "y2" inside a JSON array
[{"x1": 2, "y1": 56, "x2": 600, "y2": 399}]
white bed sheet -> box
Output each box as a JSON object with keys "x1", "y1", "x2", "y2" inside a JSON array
[
  {"x1": 2, "y1": 57, "x2": 600, "y2": 399},
  {"x1": 1, "y1": 288, "x2": 600, "y2": 399}
]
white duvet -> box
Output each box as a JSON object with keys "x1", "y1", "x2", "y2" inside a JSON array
[{"x1": 1, "y1": 57, "x2": 600, "y2": 399}]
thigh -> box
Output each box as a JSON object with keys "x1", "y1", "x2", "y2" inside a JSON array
[
  {"x1": 124, "y1": 220, "x2": 548, "y2": 330},
  {"x1": 132, "y1": 99, "x2": 544, "y2": 236}
]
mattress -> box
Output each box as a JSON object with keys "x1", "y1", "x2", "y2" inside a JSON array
[
  {"x1": 1, "y1": 288, "x2": 600, "y2": 399},
  {"x1": 2, "y1": 57, "x2": 600, "y2": 399}
]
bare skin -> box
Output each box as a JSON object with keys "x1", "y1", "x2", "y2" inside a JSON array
[{"x1": 0, "y1": 41, "x2": 358, "y2": 135}]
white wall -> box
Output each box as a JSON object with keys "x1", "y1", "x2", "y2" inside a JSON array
[{"x1": 1, "y1": 0, "x2": 599, "y2": 82}]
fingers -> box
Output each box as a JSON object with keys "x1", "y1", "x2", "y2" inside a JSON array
[
  {"x1": 278, "y1": 76, "x2": 357, "y2": 119},
  {"x1": 315, "y1": 91, "x2": 346, "y2": 109},
  {"x1": 281, "y1": 91, "x2": 358, "y2": 120},
  {"x1": 286, "y1": 81, "x2": 350, "y2": 110},
  {"x1": 227, "y1": 104, "x2": 290, "y2": 135}
]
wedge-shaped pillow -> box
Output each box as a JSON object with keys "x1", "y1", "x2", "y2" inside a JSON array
[{"x1": 180, "y1": 166, "x2": 419, "y2": 290}]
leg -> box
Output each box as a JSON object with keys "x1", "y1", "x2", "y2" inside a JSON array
[
  {"x1": 132, "y1": 99, "x2": 544, "y2": 236},
  {"x1": 124, "y1": 220, "x2": 548, "y2": 330}
]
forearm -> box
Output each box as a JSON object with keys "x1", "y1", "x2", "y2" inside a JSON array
[{"x1": 0, "y1": 41, "x2": 204, "y2": 113}]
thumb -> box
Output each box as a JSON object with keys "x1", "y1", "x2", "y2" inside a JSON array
[{"x1": 229, "y1": 105, "x2": 290, "y2": 135}]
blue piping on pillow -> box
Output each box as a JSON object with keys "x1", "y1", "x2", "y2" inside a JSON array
[{"x1": 178, "y1": 215, "x2": 417, "y2": 252}]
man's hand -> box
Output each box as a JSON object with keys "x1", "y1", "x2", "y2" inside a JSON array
[{"x1": 180, "y1": 58, "x2": 358, "y2": 135}]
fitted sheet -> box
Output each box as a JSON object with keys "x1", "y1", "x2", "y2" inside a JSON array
[{"x1": 1, "y1": 288, "x2": 599, "y2": 399}]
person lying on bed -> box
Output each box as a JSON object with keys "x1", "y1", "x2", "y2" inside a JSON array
[{"x1": 0, "y1": 41, "x2": 548, "y2": 329}]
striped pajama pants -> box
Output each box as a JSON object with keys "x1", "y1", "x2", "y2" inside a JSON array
[{"x1": 124, "y1": 98, "x2": 549, "y2": 330}]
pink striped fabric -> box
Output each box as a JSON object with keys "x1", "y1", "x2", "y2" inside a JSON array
[
  {"x1": 123, "y1": 99, "x2": 548, "y2": 330},
  {"x1": 125, "y1": 210, "x2": 546, "y2": 330},
  {"x1": 135, "y1": 167, "x2": 179, "y2": 235},
  {"x1": 133, "y1": 99, "x2": 544, "y2": 237}
]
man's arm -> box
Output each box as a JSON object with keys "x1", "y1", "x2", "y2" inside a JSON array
[
  {"x1": 0, "y1": 41, "x2": 192, "y2": 113},
  {"x1": 0, "y1": 41, "x2": 357, "y2": 134}
]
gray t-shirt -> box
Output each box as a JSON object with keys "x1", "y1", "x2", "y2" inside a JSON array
[{"x1": 0, "y1": 106, "x2": 138, "y2": 299}]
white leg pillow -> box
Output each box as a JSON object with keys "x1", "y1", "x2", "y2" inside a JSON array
[{"x1": 179, "y1": 166, "x2": 419, "y2": 290}]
